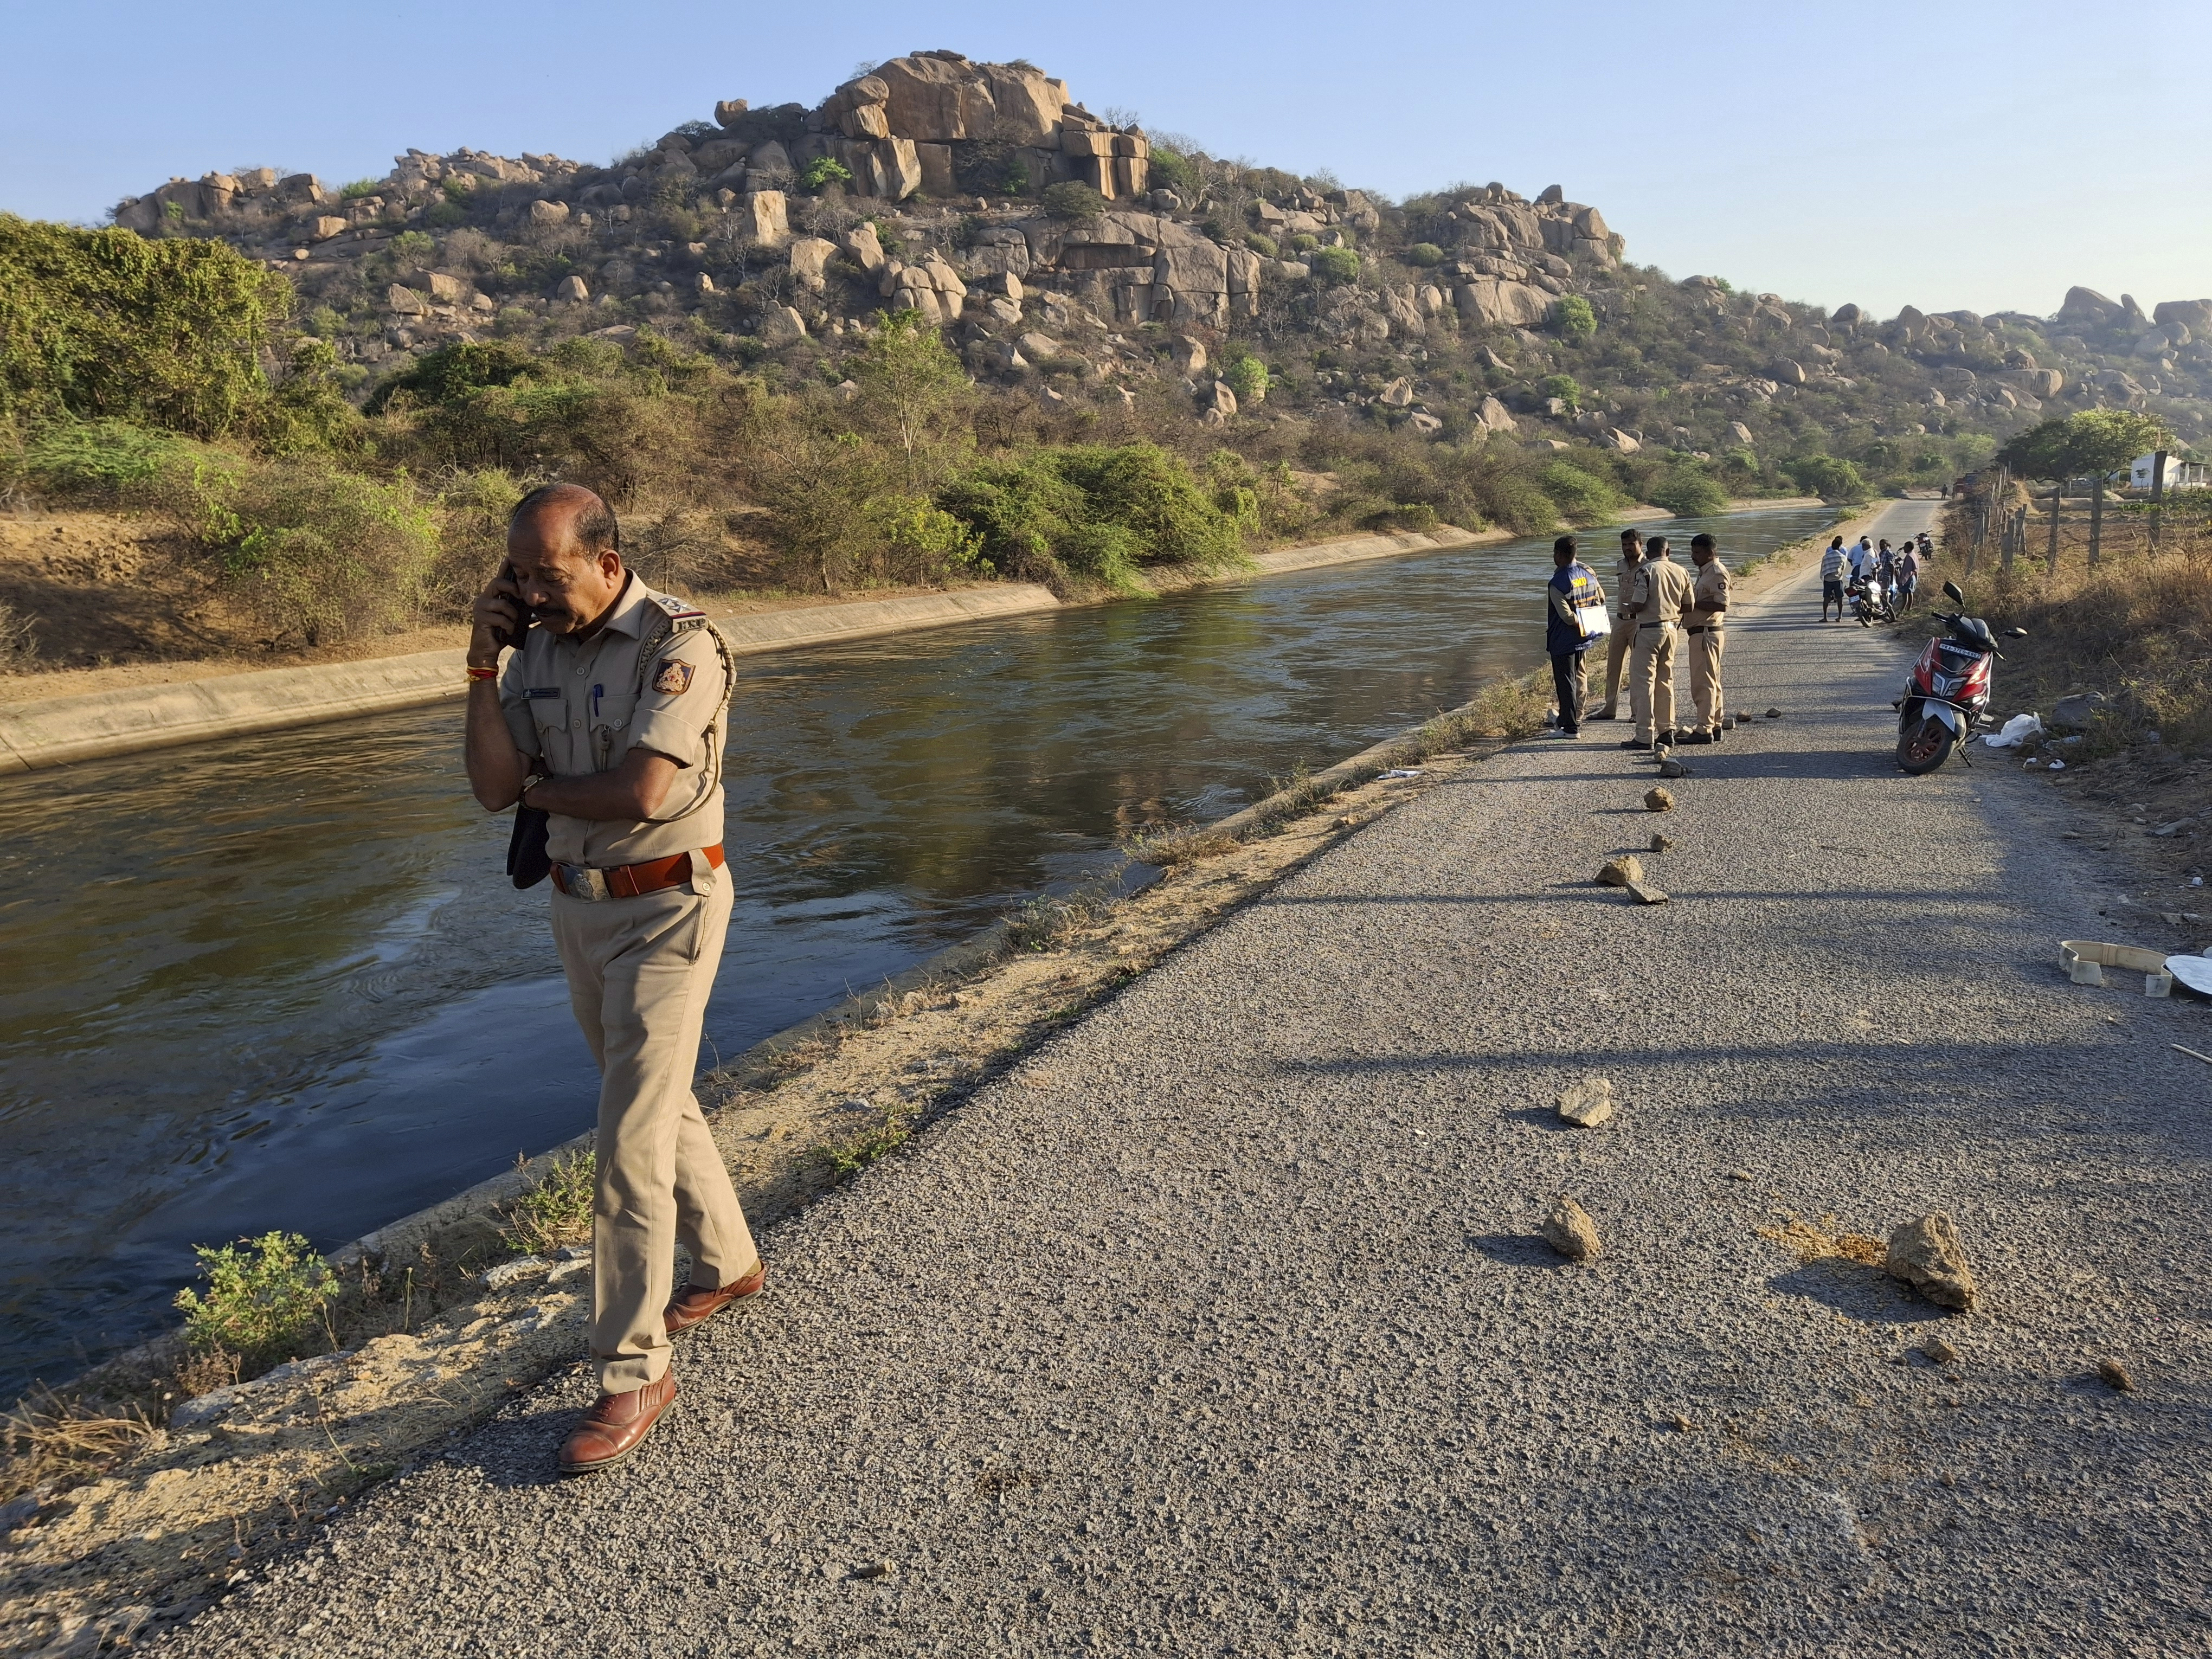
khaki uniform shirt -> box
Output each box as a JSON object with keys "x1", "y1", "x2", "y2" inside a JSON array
[
  {"x1": 1688, "y1": 558, "x2": 1731, "y2": 628},
  {"x1": 498, "y1": 575, "x2": 729, "y2": 867},
  {"x1": 1615, "y1": 553, "x2": 1643, "y2": 619},
  {"x1": 1626, "y1": 555, "x2": 1694, "y2": 627}
]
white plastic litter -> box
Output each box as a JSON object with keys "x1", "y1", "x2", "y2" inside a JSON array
[
  {"x1": 2048, "y1": 759, "x2": 2067, "y2": 770},
  {"x1": 1380, "y1": 768, "x2": 1425, "y2": 780},
  {"x1": 1982, "y1": 713, "x2": 2043, "y2": 749}
]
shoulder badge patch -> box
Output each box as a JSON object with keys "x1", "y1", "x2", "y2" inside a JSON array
[
  {"x1": 651, "y1": 594, "x2": 706, "y2": 621},
  {"x1": 652, "y1": 659, "x2": 695, "y2": 696}
]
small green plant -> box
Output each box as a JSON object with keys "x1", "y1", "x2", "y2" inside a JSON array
[
  {"x1": 1309, "y1": 247, "x2": 1360, "y2": 284},
  {"x1": 1550, "y1": 294, "x2": 1597, "y2": 343},
  {"x1": 808, "y1": 1101, "x2": 916, "y2": 1180},
  {"x1": 1407, "y1": 242, "x2": 1445, "y2": 267},
  {"x1": 307, "y1": 305, "x2": 349, "y2": 338},
  {"x1": 799, "y1": 156, "x2": 854, "y2": 193},
  {"x1": 389, "y1": 229, "x2": 435, "y2": 263},
  {"x1": 494, "y1": 1149, "x2": 596, "y2": 1256},
  {"x1": 173, "y1": 1231, "x2": 339, "y2": 1364},
  {"x1": 1005, "y1": 882, "x2": 1121, "y2": 950},
  {"x1": 1148, "y1": 147, "x2": 1198, "y2": 195},
  {"x1": 1001, "y1": 158, "x2": 1031, "y2": 195},
  {"x1": 1041, "y1": 181, "x2": 1108, "y2": 221},
  {"x1": 338, "y1": 179, "x2": 383, "y2": 200},
  {"x1": 1244, "y1": 232, "x2": 1279, "y2": 259},
  {"x1": 1537, "y1": 373, "x2": 1580, "y2": 412},
  {"x1": 426, "y1": 198, "x2": 467, "y2": 228},
  {"x1": 1288, "y1": 232, "x2": 1321, "y2": 254}
]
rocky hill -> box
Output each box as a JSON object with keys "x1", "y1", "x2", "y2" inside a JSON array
[{"x1": 100, "y1": 49, "x2": 2211, "y2": 490}]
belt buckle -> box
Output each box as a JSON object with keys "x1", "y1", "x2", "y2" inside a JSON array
[{"x1": 556, "y1": 863, "x2": 610, "y2": 901}]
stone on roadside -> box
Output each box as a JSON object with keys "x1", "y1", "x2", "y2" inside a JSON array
[
  {"x1": 1650, "y1": 833, "x2": 1675, "y2": 853},
  {"x1": 1885, "y1": 1213, "x2": 1978, "y2": 1310},
  {"x1": 1624, "y1": 881, "x2": 1669, "y2": 904},
  {"x1": 2096, "y1": 1358, "x2": 2136, "y2": 1392},
  {"x1": 1644, "y1": 787, "x2": 1675, "y2": 812},
  {"x1": 1596, "y1": 855, "x2": 1644, "y2": 888},
  {"x1": 1727, "y1": 1168, "x2": 1754, "y2": 1182},
  {"x1": 1921, "y1": 1335, "x2": 1960, "y2": 1365},
  {"x1": 1541, "y1": 1198, "x2": 1603, "y2": 1261},
  {"x1": 1765, "y1": 708, "x2": 1783, "y2": 719},
  {"x1": 1555, "y1": 1076, "x2": 1613, "y2": 1128},
  {"x1": 1657, "y1": 757, "x2": 1692, "y2": 779}
]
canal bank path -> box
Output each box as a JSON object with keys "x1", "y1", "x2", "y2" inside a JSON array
[{"x1": 157, "y1": 499, "x2": 2212, "y2": 1658}]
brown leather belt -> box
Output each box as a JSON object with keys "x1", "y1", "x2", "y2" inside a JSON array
[
  {"x1": 553, "y1": 844, "x2": 725, "y2": 901},
  {"x1": 1686, "y1": 625, "x2": 1724, "y2": 634}
]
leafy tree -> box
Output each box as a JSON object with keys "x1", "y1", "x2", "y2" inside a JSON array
[
  {"x1": 1406, "y1": 243, "x2": 1445, "y2": 268},
  {"x1": 1539, "y1": 460, "x2": 1625, "y2": 522},
  {"x1": 800, "y1": 156, "x2": 853, "y2": 193},
  {"x1": 0, "y1": 214, "x2": 287, "y2": 437},
  {"x1": 1222, "y1": 351, "x2": 1270, "y2": 404},
  {"x1": 1645, "y1": 465, "x2": 1727, "y2": 518},
  {"x1": 1550, "y1": 294, "x2": 1597, "y2": 344},
  {"x1": 1149, "y1": 148, "x2": 1198, "y2": 195},
  {"x1": 851, "y1": 308, "x2": 969, "y2": 479},
  {"x1": 1997, "y1": 408, "x2": 2172, "y2": 480},
  {"x1": 363, "y1": 339, "x2": 547, "y2": 414},
  {"x1": 1782, "y1": 453, "x2": 1872, "y2": 503}
]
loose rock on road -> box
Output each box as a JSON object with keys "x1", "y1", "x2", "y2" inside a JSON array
[{"x1": 162, "y1": 503, "x2": 2212, "y2": 1656}]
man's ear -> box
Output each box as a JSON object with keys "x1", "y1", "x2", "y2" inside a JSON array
[{"x1": 599, "y1": 550, "x2": 625, "y2": 586}]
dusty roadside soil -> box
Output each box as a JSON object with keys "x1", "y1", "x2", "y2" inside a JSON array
[{"x1": 0, "y1": 696, "x2": 1535, "y2": 1656}]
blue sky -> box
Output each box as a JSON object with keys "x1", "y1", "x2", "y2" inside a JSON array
[{"x1": 5, "y1": 0, "x2": 2206, "y2": 319}]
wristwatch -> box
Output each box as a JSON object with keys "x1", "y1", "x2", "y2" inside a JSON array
[{"x1": 520, "y1": 770, "x2": 551, "y2": 806}]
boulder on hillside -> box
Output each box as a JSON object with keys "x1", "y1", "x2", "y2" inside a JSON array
[
  {"x1": 1729, "y1": 421, "x2": 1756, "y2": 446},
  {"x1": 1475, "y1": 395, "x2": 1515, "y2": 433},
  {"x1": 2153, "y1": 298, "x2": 2212, "y2": 332},
  {"x1": 1378, "y1": 376, "x2": 1414, "y2": 408},
  {"x1": 1454, "y1": 278, "x2": 1550, "y2": 329},
  {"x1": 1831, "y1": 302, "x2": 1862, "y2": 325},
  {"x1": 739, "y1": 190, "x2": 788, "y2": 247},
  {"x1": 868, "y1": 53, "x2": 1068, "y2": 147},
  {"x1": 2057, "y1": 285, "x2": 2121, "y2": 326},
  {"x1": 788, "y1": 236, "x2": 838, "y2": 292}
]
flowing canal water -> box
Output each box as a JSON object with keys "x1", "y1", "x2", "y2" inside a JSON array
[{"x1": 0, "y1": 506, "x2": 1836, "y2": 1393}]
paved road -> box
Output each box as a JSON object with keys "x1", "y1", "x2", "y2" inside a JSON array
[{"x1": 163, "y1": 503, "x2": 2212, "y2": 1657}]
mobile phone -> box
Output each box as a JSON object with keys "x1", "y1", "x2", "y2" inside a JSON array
[{"x1": 493, "y1": 562, "x2": 537, "y2": 651}]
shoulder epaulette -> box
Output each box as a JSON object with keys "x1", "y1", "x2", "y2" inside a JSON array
[{"x1": 650, "y1": 593, "x2": 706, "y2": 621}]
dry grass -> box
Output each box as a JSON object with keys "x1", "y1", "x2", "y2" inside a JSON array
[
  {"x1": 1122, "y1": 822, "x2": 1237, "y2": 866},
  {"x1": 0, "y1": 1388, "x2": 157, "y2": 1504}
]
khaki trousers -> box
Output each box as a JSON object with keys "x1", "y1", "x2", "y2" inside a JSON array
[
  {"x1": 1628, "y1": 623, "x2": 1677, "y2": 744},
  {"x1": 551, "y1": 868, "x2": 755, "y2": 1393},
  {"x1": 1689, "y1": 628, "x2": 1726, "y2": 735},
  {"x1": 1597, "y1": 622, "x2": 1634, "y2": 715}
]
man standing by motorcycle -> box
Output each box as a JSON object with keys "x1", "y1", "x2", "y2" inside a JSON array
[
  {"x1": 1819, "y1": 536, "x2": 1848, "y2": 622},
  {"x1": 1682, "y1": 532, "x2": 1729, "y2": 743}
]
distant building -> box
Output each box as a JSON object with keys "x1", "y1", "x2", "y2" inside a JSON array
[{"x1": 2131, "y1": 453, "x2": 2209, "y2": 491}]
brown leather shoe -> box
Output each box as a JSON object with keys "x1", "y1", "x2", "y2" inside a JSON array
[
  {"x1": 558, "y1": 1374, "x2": 677, "y2": 1477},
  {"x1": 663, "y1": 1260, "x2": 766, "y2": 1336}
]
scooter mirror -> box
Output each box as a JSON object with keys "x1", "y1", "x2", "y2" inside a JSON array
[
  {"x1": 1941, "y1": 580, "x2": 1965, "y2": 604},
  {"x1": 2007, "y1": 627, "x2": 2029, "y2": 639}
]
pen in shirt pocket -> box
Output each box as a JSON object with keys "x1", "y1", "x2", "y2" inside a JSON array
[{"x1": 591, "y1": 683, "x2": 602, "y2": 722}]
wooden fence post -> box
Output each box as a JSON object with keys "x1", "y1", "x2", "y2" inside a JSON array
[
  {"x1": 2046, "y1": 484, "x2": 2062, "y2": 575},
  {"x1": 2089, "y1": 478, "x2": 2104, "y2": 567},
  {"x1": 2150, "y1": 448, "x2": 2168, "y2": 555}
]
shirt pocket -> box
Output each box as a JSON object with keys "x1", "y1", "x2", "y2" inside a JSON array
[{"x1": 591, "y1": 691, "x2": 640, "y2": 768}]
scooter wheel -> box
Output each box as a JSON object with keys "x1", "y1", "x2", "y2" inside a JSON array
[{"x1": 1896, "y1": 715, "x2": 1955, "y2": 775}]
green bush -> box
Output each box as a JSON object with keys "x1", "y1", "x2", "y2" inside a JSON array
[
  {"x1": 1149, "y1": 149, "x2": 1199, "y2": 195},
  {"x1": 173, "y1": 1231, "x2": 339, "y2": 1366},
  {"x1": 1539, "y1": 461, "x2": 1627, "y2": 523},
  {"x1": 364, "y1": 339, "x2": 548, "y2": 414},
  {"x1": 1646, "y1": 466, "x2": 1728, "y2": 518},
  {"x1": 1244, "y1": 232, "x2": 1279, "y2": 259},
  {"x1": 1288, "y1": 232, "x2": 1320, "y2": 253},
  {"x1": 1309, "y1": 247, "x2": 1360, "y2": 284},
  {"x1": 13, "y1": 417, "x2": 192, "y2": 500},
  {"x1": 1223, "y1": 353, "x2": 1270, "y2": 404},
  {"x1": 1782, "y1": 453, "x2": 1873, "y2": 503},
  {"x1": 937, "y1": 442, "x2": 1252, "y2": 594},
  {"x1": 1537, "y1": 373, "x2": 1580, "y2": 413},
  {"x1": 1550, "y1": 294, "x2": 1597, "y2": 343},
  {"x1": 1040, "y1": 181, "x2": 1108, "y2": 221},
  {"x1": 338, "y1": 179, "x2": 382, "y2": 200},
  {"x1": 800, "y1": 156, "x2": 854, "y2": 193},
  {"x1": 211, "y1": 459, "x2": 441, "y2": 646},
  {"x1": 1407, "y1": 243, "x2": 1445, "y2": 267},
  {"x1": 0, "y1": 215, "x2": 288, "y2": 438}
]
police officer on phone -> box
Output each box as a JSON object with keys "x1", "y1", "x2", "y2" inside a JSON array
[{"x1": 464, "y1": 483, "x2": 760, "y2": 1477}]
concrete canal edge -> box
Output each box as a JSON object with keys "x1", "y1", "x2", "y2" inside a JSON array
[{"x1": 0, "y1": 520, "x2": 1573, "y2": 774}]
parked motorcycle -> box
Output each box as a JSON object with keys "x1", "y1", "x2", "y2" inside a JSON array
[
  {"x1": 1849, "y1": 576, "x2": 1892, "y2": 627},
  {"x1": 1896, "y1": 580, "x2": 2029, "y2": 775}
]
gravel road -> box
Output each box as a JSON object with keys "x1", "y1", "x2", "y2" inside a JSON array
[{"x1": 158, "y1": 502, "x2": 2212, "y2": 1657}]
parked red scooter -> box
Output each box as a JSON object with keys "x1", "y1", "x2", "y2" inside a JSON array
[{"x1": 1896, "y1": 580, "x2": 2028, "y2": 774}]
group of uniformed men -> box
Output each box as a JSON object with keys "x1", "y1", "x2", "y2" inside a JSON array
[{"x1": 1547, "y1": 526, "x2": 1731, "y2": 747}]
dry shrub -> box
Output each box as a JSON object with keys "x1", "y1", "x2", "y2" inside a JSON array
[
  {"x1": 0, "y1": 1387, "x2": 156, "y2": 1503},
  {"x1": 1124, "y1": 823, "x2": 1237, "y2": 866}
]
